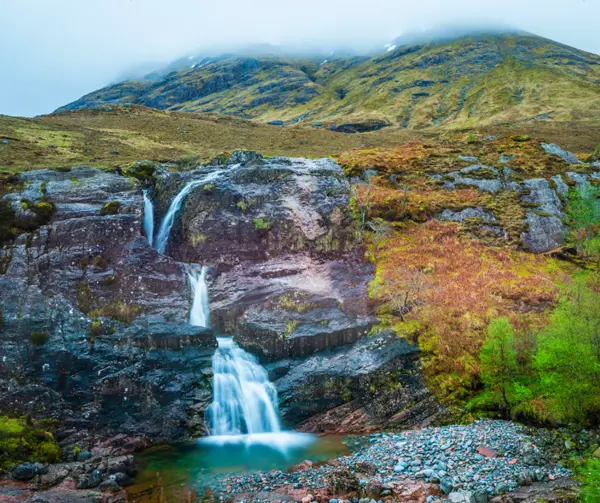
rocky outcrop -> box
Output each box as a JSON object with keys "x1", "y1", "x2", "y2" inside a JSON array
[
  {"x1": 442, "y1": 165, "x2": 521, "y2": 193},
  {"x1": 153, "y1": 154, "x2": 356, "y2": 264},
  {"x1": 0, "y1": 167, "x2": 216, "y2": 446},
  {"x1": 270, "y1": 332, "x2": 442, "y2": 431},
  {"x1": 153, "y1": 154, "x2": 375, "y2": 359}
]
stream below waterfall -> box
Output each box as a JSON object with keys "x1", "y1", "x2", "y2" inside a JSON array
[{"x1": 126, "y1": 435, "x2": 351, "y2": 502}]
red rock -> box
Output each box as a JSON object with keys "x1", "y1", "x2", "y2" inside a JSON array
[
  {"x1": 291, "y1": 460, "x2": 314, "y2": 472},
  {"x1": 476, "y1": 446, "x2": 498, "y2": 458},
  {"x1": 549, "y1": 474, "x2": 555, "y2": 480},
  {"x1": 508, "y1": 458, "x2": 517, "y2": 465}
]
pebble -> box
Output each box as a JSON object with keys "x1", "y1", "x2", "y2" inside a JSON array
[{"x1": 203, "y1": 420, "x2": 572, "y2": 500}]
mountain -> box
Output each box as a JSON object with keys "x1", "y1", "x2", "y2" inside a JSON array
[{"x1": 58, "y1": 31, "x2": 600, "y2": 130}]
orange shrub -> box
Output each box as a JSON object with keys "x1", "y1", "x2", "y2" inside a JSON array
[
  {"x1": 355, "y1": 183, "x2": 484, "y2": 222},
  {"x1": 337, "y1": 143, "x2": 430, "y2": 175},
  {"x1": 371, "y1": 221, "x2": 563, "y2": 401}
]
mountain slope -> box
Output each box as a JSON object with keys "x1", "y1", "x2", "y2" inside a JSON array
[{"x1": 56, "y1": 33, "x2": 600, "y2": 129}]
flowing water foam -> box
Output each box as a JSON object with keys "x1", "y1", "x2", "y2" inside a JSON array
[
  {"x1": 142, "y1": 189, "x2": 154, "y2": 247},
  {"x1": 202, "y1": 337, "x2": 315, "y2": 451},
  {"x1": 189, "y1": 266, "x2": 210, "y2": 328}
]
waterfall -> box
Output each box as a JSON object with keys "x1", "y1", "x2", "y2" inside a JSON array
[
  {"x1": 189, "y1": 266, "x2": 210, "y2": 328},
  {"x1": 154, "y1": 170, "x2": 223, "y2": 254},
  {"x1": 142, "y1": 189, "x2": 154, "y2": 247},
  {"x1": 208, "y1": 337, "x2": 282, "y2": 436}
]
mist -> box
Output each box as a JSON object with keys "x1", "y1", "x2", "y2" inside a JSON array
[{"x1": 1, "y1": 0, "x2": 599, "y2": 117}]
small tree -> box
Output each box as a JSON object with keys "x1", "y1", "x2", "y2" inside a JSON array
[
  {"x1": 535, "y1": 279, "x2": 600, "y2": 424},
  {"x1": 350, "y1": 173, "x2": 375, "y2": 242},
  {"x1": 480, "y1": 317, "x2": 518, "y2": 413},
  {"x1": 380, "y1": 268, "x2": 429, "y2": 321},
  {"x1": 565, "y1": 185, "x2": 600, "y2": 257}
]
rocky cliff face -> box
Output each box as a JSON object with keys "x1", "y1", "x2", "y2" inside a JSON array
[
  {"x1": 0, "y1": 154, "x2": 437, "y2": 457},
  {"x1": 0, "y1": 166, "x2": 216, "y2": 447},
  {"x1": 270, "y1": 331, "x2": 442, "y2": 432}
]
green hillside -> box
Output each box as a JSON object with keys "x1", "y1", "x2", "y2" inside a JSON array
[{"x1": 58, "y1": 33, "x2": 600, "y2": 130}]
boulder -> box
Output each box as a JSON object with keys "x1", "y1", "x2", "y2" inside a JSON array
[
  {"x1": 272, "y1": 332, "x2": 441, "y2": 431},
  {"x1": 449, "y1": 491, "x2": 476, "y2": 503},
  {"x1": 541, "y1": 143, "x2": 582, "y2": 164},
  {"x1": 12, "y1": 462, "x2": 43, "y2": 480}
]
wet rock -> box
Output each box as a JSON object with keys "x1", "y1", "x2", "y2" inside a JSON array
[
  {"x1": 274, "y1": 332, "x2": 441, "y2": 431},
  {"x1": 12, "y1": 462, "x2": 43, "y2": 480},
  {"x1": 541, "y1": 143, "x2": 582, "y2": 164},
  {"x1": 0, "y1": 167, "x2": 216, "y2": 444},
  {"x1": 98, "y1": 478, "x2": 122, "y2": 492},
  {"x1": 155, "y1": 155, "x2": 357, "y2": 264},
  {"x1": 89, "y1": 469, "x2": 103, "y2": 488},
  {"x1": 110, "y1": 472, "x2": 133, "y2": 487},
  {"x1": 155, "y1": 154, "x2": 375, "y2": 359},
  {"x1": 437, "y1": 207, "x2": 497, "y2": 223}
]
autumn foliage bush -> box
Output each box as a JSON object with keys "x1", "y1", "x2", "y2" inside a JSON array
[
  {"x1": 355, "y1": 183, "x2": 484, "y2": 222},
  {"x1": 370, "y1": 221, "x2": 561, "y2": 402},
  {"x1": 337, "y1": 143, "x2": 431, "y2": 176}
]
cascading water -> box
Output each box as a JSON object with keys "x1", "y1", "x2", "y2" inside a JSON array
[
  {"x1": 142, "y1": 189, "x2": 154, "y2": 247},
  {"x1": 189, "y1": 266, "x2": 210, "y2": 328},
  {"x1": 208, "y1": 337, "x2": 281, "y2": 436},
  {"x1": 154, "y1": 170, "x2": 223, "y2": 254}
]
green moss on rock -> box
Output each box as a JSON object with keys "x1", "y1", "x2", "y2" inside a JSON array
[
  {"x1": 77, "y1": 281, "x2": 92, "y2": 314},
  {"x1": 0, "y1": 416, "x2": 61, "y2": 471},
  {"x1": 90, "y1": 300, "x2": 142, "y2": 324},
  {"x1": 29, "y1": 331, "x2": 49, "y2": 346},
  {"x1": 511, "y1": 135, "x2": 531, "y2": 142},
  {"x1": 99, "y1": 201, "x2": 121, "y2": 216},
  {"x1": 124, "y1": 160, "x2": 157, "y2": 181},
  {"x1": 254, "y1": 218, "x2": 273, "y2": 231},
  {"x1": 90, "y1": 320, "x2": 104, "y2": 337},
  {"x1": 33, "y1": 201, "x2": 55, "y2": 224}
]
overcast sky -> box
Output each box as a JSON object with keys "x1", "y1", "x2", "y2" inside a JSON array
[{"x1": 1, "y1": 0, "x2": 599, "y2": 117}]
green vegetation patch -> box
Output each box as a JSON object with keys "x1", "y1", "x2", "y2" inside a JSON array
[
  {"x1": 99, "y1": 201, "x2": 121, "y2": 216},
  {"x1": 90, "y1": 300, "x2": 142, "y2": 325},
  {"x1": 0, "y1": 416, "x2": 60, "y2": 471},
  {"x1": 28, "y1": 331, "x2": 49, "y2": 347},
  {"x1": 254, "y1": 218, "x2": 273, "y2": 231}
]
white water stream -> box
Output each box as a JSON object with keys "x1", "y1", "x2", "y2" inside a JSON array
[
  {"x1": 150, "y1": 169, "x2": 313, "y2": 450},
  {"x1": 142, "y1": 189, "x2": 154, "y2": 247},
  {"x1": 188, "y1": 266, "x2": 210, "y2": 328},
  {"x1": 208, "y1": 337, "x2": 281, "y2": 436}
]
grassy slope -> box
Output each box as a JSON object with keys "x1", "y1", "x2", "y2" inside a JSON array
[
  {"x1": 1, "y1": 106, "x2": 599, "y2": 175},
  {"x1": 58, "y1": 34, "x2": 600, "y2": 129}
]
